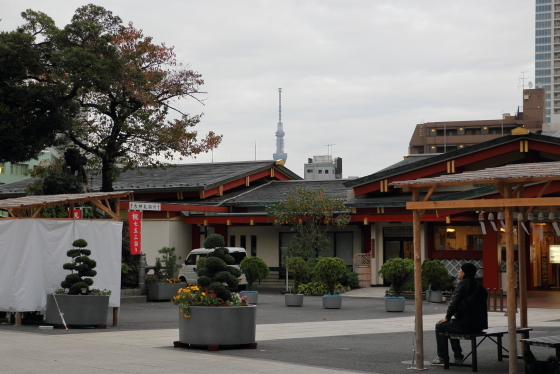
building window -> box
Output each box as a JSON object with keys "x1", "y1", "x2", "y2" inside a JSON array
[
  {"x1": 446, "y1": 129, "x2": 457, "y2": 136},
  {"x1": 536, "y1": 61, "x2": 552, "y2": 68},
  {"x1": 536, "y1": 29, "x2": 552, "y2": 36},
  {"x1": 229, "y1": 235, "x2": 235, "y2": 247},
  {"x1": 536, "y1": 5, "x2": 552, "y2": 11},
  {"x1": 10, "y1": 164, "x2": 28, "y2": 176},
  {"x1": 428, "y1": 145, "x2": 438, "y2": 153},
  {"x1": 307, "y1": 169, "x2": 313, "y2": 173},
  {"x1": 250, "y1": 235, "x2": 257, "y2": 256},
  {"x1": 465, "y1": 128, "x2": 481, "y2": 135},
  {"x1": 536, "y1": 21, "x2": 552, "y2": 28},
  {"x1": 536, "y1": 53, "x2": 552, "y2": 60},
  {"x1": 324, "y1": 170, "x2": 329, "y2": 174},
  {"x1": 433, "y1": 226, "x2": 483, "y2": 251},
  {"x1": 318, "y1": 170, "x2": 322, "y2": 174},
  {"x1": 536, "y1": 13, "x2": 552, "y2": 20},
  {"x1": 457, "y1": 127, "x2": 465, "y2": 135},
  {"x1": 428, "y1": 128, "x2": 437, "y2": 137},
  {"x1": 536, "y1": 69, "x2": 552, "y2": 76},
  {"x1": 536, "y1": 45, "x2": 552, "y2": 52},
  {"x1": 536, "y1": 77, "x2": 552, "y2": 84},
  {"x1": 240, "y1": 235, "x2": 246, "y2": 250},
  {"x1": 536, "y1": 0, "x2": 551, "y2": 4},
  {"x1": 536, "y1": 37, "x2": 552, "y2": 44},
  {"x1": 481, "y1": 126, "x2": 488, "y2": 135}
]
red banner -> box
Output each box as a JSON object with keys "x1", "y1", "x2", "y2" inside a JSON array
[
  {"x1": 128, "y1": 211, "x2": 142, "y2": 255},
  {"x1": 67, "y1": 208, "x2": 82, "y2": 219}
]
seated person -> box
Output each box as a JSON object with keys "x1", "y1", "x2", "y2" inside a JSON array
[{"x1": 431, "y1": 263, "x2": 488, "y2": 366}]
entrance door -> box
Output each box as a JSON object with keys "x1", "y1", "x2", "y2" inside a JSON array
[{"x1": 383, "y1": 227, "x2": 414, "y2": 285}]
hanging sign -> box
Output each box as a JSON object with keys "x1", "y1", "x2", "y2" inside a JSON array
[
  {"x1": 67, "y1": 208, "x2": 82, "y2": 219},
  {"x1": 129, "y1": 202, "x2": 161, "y2": 211},
  {"x1": 550, "y1": 245, "x2": 560, "y2": 264},
  {"x1": 128, "y1": 211, "x2": 142, "y2": 255}
]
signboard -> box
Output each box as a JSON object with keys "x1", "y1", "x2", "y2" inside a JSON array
[
  {"x1": 67, "y1": 208, "x2": 82, "y2": 219},
  {"x1": 550, "y1": 245, "x2": 560, "y2": 264},
  {"x1": 129, "y1": 202, "x2": 161, "y2": 211},
  {"x1": 128, "y1": 211, "x2": 142, "y2": 255}
]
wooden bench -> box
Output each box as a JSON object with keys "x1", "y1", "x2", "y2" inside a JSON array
[
  {"x1": 520, "y1": 335, "x2": 560, "y2": 363},
  {"x1": 440, "y1": 326, "x2": 532, "y2": 372}
]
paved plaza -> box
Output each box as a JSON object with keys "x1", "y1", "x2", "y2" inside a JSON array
[{"x1": 2, "y1": 288, "x2": 560, "y2": 373}]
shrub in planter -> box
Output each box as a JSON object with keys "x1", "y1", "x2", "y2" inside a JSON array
[
  {"x1": 286, "y1": 256, "x2": 312, "y2": 292},
  {"x1": 196, "y1": 235, "x2": 241, "y2": 301},
  {"x1": 239, "y1": 256, "x2": 269, "y2": 290},
  {"x1": 314, "y1": 257, "x2": 346, "y2": 295},
  {"x1": 153, "y1": 246, "x2": 182, "y2": 281},
  {"x1": 378, "y1": 258, "x2": 414, "y2": 297},
  {"x1": 422, "y1": 259, "x2": 451, "y2": 291},
  {"x1": 61, "y1": 239, "x2": 97, "y2": 294}
]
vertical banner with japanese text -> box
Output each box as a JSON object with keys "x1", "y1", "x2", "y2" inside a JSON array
[{"x1": 128, "y1": 211, "x2": 142, "y2": 255}]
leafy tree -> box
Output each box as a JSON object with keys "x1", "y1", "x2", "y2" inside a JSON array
[
  {"x1": 1, "y1": 5, "x2": 222, "y2": 191},
  {"x1": 239, "y1": 256, "x2": 269, "y2": 290},
  {"x1": 26, "y1": 158, "x2": 83, "y2": 196},
  {"x1": 267, "y1": 187, "x2": 350, "y2": 260}
]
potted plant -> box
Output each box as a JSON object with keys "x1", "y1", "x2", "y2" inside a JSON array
[
  {"x1": 284, "y1": 257, "x2": 312, "y2": 306},
  {"x1": 314, "y1": 257, "x2": 347, "y2": 309},
  {"x1": 147, "y1": 247, "x2": 185, "y2": 301},
  {"x1": 422, "y1": 259, "x2": 450, "y2": 303},
  {"x1": 378, "y1": 258, "x2": 414, "y2": 312},
  {"x1": 174, "y1": 235, "x2": 255, "y2": 346},
  {"x1": 45, "y1": 239, "x2": 112, "y2": 326},
  {"x1": 239, "y1": 256, "x2": 269, "y2": 304}
]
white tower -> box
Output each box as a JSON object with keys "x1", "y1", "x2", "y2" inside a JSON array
[{"x1": 273, "y1": 88, "x2": 287, "y2": 161}]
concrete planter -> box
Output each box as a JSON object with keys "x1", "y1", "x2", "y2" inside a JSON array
[
  {"x1": 178, "y1": 305, "x2": 256, "y2": 346},
  {"x1": 147, "y1": 283, "x2": 184, "y2": 301},
  {"x1": 428, "y1": 290, "x2": 443, "y2": 303},
  {"x1": 285, "y1": 293, "x2": 304, "y2": 307},
  {"x1": 240, "y1": 290, "x2": 258, "y2": 304},
  {"x1": 322, "y1": 294, "x2": 342, "y2": 309},
  {"x1": 45, "y1": 294, "x2": 109, "y2": 326},
  {"x1": 384, "y1": 296, "x2": 405, "y2": 312}
]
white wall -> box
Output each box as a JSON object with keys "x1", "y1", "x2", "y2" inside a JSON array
[
  {"x1": 141, "y1": 219, "x2": 191, "y2": 269},
  {"x1": 227, "y1": 225, "x2": 362, "y2": 268}
]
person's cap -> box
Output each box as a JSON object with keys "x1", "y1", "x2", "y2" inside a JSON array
[{"x1": 461, "y1": 263, "x2": 477, "y2": 279}]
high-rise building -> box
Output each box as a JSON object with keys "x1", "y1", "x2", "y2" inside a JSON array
[{"x1": 535, "y1": 0, "x2": 555, "y2": 128}]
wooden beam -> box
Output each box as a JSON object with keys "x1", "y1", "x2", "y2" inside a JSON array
[
  {"x1": 537, "y1": 180, "x2": 553, "y2": 198},
  {"x1": 423, "y1": 186, "x2": 436, "y2": 202},
  {"x1": 512, "y1": 183, "x2": 525, "y2": 198},
  {"x1": 90, "y1": 199, "x2": 119, "y2": 220},
  {"x1": 492, "y1": 183, "x2": 506, "y2": 198},
  {"x1": 407, "y1": 197, "x2": 560, "y2": 210},
  {"x1": 115, "y1": 198, "x2": 120, "y2": 216},
  {"x1": 504, "y1": 189, "x2": 518, "y2": 373},
  {"x1": 31, "y1": 205, "x2": 44, "y2": 218}
]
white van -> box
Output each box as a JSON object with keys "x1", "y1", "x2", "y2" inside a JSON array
[{"x1": 178, "y1": 247, "x2": 248, "y2": 290}]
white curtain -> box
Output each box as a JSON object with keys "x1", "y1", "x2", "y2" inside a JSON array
[{"x1": 0, "y1": 219, "x2": 122, "y2": 311}]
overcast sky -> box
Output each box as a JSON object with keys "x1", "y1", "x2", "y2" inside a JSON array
[{"x1": 1, "y1": 1, "x2": 534, "y2": 179}]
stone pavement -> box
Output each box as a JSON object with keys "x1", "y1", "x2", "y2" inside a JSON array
[{"x1": 2, "y1": 287, "x2": 560, "y2": 373}]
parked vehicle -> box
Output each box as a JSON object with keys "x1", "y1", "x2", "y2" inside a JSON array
[{"x1": 178, "y1": 247, "x2": 248, "y2": 290}]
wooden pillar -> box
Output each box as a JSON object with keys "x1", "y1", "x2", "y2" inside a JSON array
[
  {"x1": 412, "y1": 189, "x2": 424, "y2": 370},
  {"x1": 14, "y1": 312, "x2": 21, "y2": 326},
  {"x1": 113, "y1": 307, "x2": 119, "y2": 327},
  {"x1": 505, "y1": 199, "x2": 518, "y2": 373},
  {"x1": 481, "y1": 227, "x2": 499, "y2": 289},
  {"x1": 518, "y1": 219, "x2": 527, "y2": 329}
]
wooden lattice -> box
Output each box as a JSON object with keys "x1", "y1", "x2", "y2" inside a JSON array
[{"x1": 353, "y1": 253, "x2": 371, "y2": 267}]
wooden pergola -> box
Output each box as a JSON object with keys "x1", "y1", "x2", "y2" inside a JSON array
[
  {"x1": 0, "y1": 191, "x2": 130, "y2": 220},
  {"x1": 391, "y1": 161, "x2": 560, "y2": 373}
]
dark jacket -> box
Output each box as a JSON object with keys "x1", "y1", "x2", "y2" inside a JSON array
[{"x1": 445, "y1": 278, "x2": 488, "y2": 332}]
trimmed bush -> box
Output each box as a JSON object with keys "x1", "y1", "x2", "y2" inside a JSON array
[
  {"x1": 240, "y1": 256, "x2": 269, "y2": 290},
  {"x1": 60, "y1": 239, "x2": 98, "y2": 295},
  {"x1": 314, "y1": 257, "x2": 347, "y2": 295}
]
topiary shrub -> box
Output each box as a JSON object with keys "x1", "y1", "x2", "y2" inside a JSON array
[
  {"x1": 154, "y1": 246, "x2": 181, "y2": 280},
  {"x1": 204, "y1": 234, "x2": 225, "y2": 249},
  {"x1": 422, "y1": 259, "x2": 452, "y2": 291},
  {"x1": 314, "y1": 257, "x2": 347, "y2": 295},
  {"x1": 61, "y1": 239, "x2": 97, "y2": 295},
  {"x1": 340, "y1": 269, "x2": 360, "y2": 289},
  {"x1": 196, "y1": 246, "x2": 241, "y2": 301},
  {"x1": 240, "y1": 256, "x2": 269, "y2": 290},
  {"x1": 378, "y1": 258, "x2": 414, "y2": 297},
  {"x1": 286, "y1": 257, "x2": 312, "y2": 292}
]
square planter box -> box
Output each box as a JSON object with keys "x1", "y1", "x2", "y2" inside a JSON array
[
  {"x1": 148, "y1": 283, "x2": 185, "y2": 301},
  {"x1": 45, "y1": 294, "x2": 109, "y2": 326},
  {"x1": 179, "y1": 305, "x2": 256, "y2": 346},
  {"x1": 285, "y1": 293, "x2": 304, "y2": 307}
]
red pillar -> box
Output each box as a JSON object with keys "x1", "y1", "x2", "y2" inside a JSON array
[
  {"x1": 192, "y1": 225, "x2": 200, "y2": 250},
  {"x1": 362, "y1": 224, "x2": 372, "y2": 253},
  {"x1": 482, "y1": 227, "x2": 499, "y2": 289}
]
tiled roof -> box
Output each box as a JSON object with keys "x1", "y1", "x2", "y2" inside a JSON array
[
  {"x1": 344, "y1": 133, "x2": 560, "y2": 188},
  {"x1": 0, "y1": 191, "x2": 129, "y2": 209},
  {"x1": 0, "y1": 160, "x2": 301, "y2": 198},
  {"x1": 391, "y1": 161, "x2": 560, "y2": 187}
]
